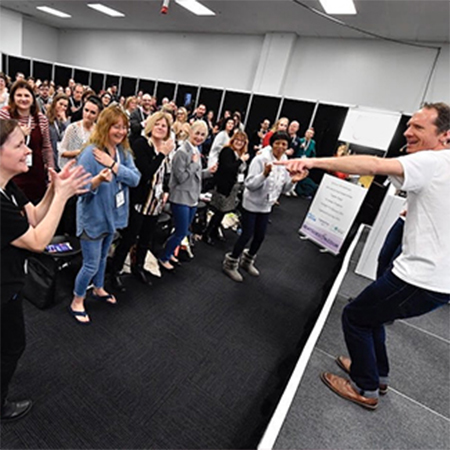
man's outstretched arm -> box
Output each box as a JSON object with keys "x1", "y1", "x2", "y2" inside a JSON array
[{"x1": 276, "y1": 155, "x2": 404, "y2": 178}]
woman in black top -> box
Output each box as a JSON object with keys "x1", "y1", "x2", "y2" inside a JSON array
[
  {"x1": 0, "y1": 119, "x2": 89, "y2": 422},
  {"x1": 203, "y1": 131, "x2": 249, "y2": 245},
  {"x1": 111, "y1": 111, "x2": 174, "y2": 290}
]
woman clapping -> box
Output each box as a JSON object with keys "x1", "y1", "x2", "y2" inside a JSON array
[{"x1": 70, "y1": 106, "x2": 140, "y2": 324}]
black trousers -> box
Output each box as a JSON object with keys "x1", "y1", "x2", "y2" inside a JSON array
[
  {"x1": 112, "y1": 207, "x2": 159, "y2": 272},
  {"x1": 1, "y1": 294, "x2": 26, "y2": 404},
  {"x1": 231, "y1": 209, "x2": 270, "y2": 259}
]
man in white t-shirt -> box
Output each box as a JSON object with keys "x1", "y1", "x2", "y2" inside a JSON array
[{"x1": 277, "y1": 102, "x2": 450, "y2": 410}]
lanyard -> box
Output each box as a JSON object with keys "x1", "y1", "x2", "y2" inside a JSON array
[{"x1": 25, "y1": 115, "x2": 32, "y2": 146}]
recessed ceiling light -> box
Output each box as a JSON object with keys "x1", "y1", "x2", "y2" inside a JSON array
[
  {"x1": 36, "y1": 6, "x2": 71, "y2": 18},
  {"x1": 87, "y1": 3, "x2": 125, "y2": 17},
  {"x1": 319, "y1": 0, "x2": 357, "y2": 15},
  {"x1": 175, "y1": 0, "x2": 216, "y2": 16}
]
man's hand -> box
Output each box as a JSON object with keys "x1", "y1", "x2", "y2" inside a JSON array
[{"x1": 275, "y1": 158, "x2": 313, "y2": 176}]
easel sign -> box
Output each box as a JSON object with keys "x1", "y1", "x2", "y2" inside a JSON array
[{"x1": 299, "y1": 174, "x2": 367, "y2": 255}]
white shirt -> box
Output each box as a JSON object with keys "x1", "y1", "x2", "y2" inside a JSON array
[{"x1": 390, "y1": 149, "x2": 450, "y2": 293}]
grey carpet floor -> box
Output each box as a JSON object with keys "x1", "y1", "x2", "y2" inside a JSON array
[{"x1": 1, "y1": 197, "x2": 342, "y2": 449}]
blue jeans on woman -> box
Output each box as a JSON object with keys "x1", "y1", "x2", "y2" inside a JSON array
[
  {"x1": 342, "y1": 269, "x2": 449, "y2": 397},
  {"x1": 231, "y1": 209, "x2": 270, "y2": 259},
  {"x1": 160, "y1": 203, "x2": 197, "y2": 262},
  {"x1": 74, "y1": 233, "x2": 115, "y2": 297}
]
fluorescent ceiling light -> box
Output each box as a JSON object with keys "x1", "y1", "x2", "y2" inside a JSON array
[
  {"x1": 175, "y1": 0, "x2": 216, "y2": 16},
  {"x1": 87, "y1": 3, "x2": 125, "y2": 17},
  {"x1": 36, "y1": 6, "x2": 71, "y2": 18},
  {"x1": 319, "y1": 0, "x2": 357, "y2": 15}
]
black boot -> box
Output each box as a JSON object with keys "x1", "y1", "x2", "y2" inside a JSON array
[
  {"x1": 1, "y1": 399, "x2": 32, "y2": 423},
  {"x1": 131, "y1": 265, "x2": 153, "y2": 286}
]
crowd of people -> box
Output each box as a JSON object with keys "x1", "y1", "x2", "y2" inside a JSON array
[
  {"x1": 3, "y1": 70, "x2": 447, "y2": 422},
  {"x1": 0, "y1": 72, "x2": 314, "y2": 421}
]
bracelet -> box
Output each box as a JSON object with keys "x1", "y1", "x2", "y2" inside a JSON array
[{"x1": 109, "y1": 161, "x2": 116, "y2": 171}]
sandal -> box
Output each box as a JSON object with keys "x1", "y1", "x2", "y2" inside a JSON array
[
  {"x1": 68, "y1": 306, "x2": 90, "y2": 325},
  {"x1": 91, "y1": 293, "x2": 117, "y2": 305},
  {"x1": 158, "y1": 259, "x2": 175, "y2": 272}
]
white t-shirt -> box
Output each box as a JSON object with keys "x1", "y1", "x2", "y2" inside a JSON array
[{"x1": 390, "y1": 149, "x2": 450, "y2": 293}]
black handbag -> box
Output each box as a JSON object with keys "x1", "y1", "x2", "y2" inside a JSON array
[
  {"x1": 22, "y1": 254, "x2": 57, "y2": 309},
  {"x1": 22, "y1": 252, "x2": 82, "y2": 309}
]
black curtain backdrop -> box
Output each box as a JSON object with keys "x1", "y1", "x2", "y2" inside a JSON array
[
  {"x1": 198, "y1": 87, "x2": 223, "y2": 118},
  {"x1": 280, "y1": 98, "x2": 316, "y2": 137},
  {"x1": 156, "y1": 81, "x2": 176, "y2": 104},
  {"x1": 138, "y1": 79, "x2": 156, "y2": 97},
  {"x1": 9, "y1": 56, "x2": 31, "y2": 78},
  {"x1": 90, "y1": 73, "x2": 105, "y2": 95},
  {"x1": 121, "y1": 77, "x2": 138, "y2": 97},
  {"x1": 222, "y1": 91, "x2": 251, "y2": 121},
  {"x1": 32, "y1": 61, "x2": 52, "y2": 83},
  {"x1": 74, "y1": 69, "x2": 90, "y2": 86},
  {"x1": 312, "y1": 103, "x2": 349, "y2": 158},
  {"x1": 245, "y1": 95, "x2": 281, "y2": 135},
  {"x1": 105, "y1": 74, "x2": 120, "y2": 92},
  {"x1": 54, "y1": 65, "x2": 72, "y2": 88}
]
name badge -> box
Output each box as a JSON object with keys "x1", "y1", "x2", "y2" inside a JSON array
[
  {"x1": 237, "y1": 173, "x2": 245, "y2": 183},
  {"x1": 116, "y1": 190, "x2": 125, "y2": 208},
  {"x1": 26, "y1": 153, "x2": 33, "y2": 167}
]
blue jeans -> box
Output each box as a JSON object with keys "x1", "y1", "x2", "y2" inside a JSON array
[
  {"x1": 74, "y1": 233, "x2": 115, "y2": 297},
  {"x1": 377, "y1": 217, "x2": 404, "y2": 278},
  {"x1": 160, "y1": 203, "x2": 197, "y2": 262},
  {"x1": 231, "y1": 209, "x2": 270, "y2": 259},
  {"x1": 342, "y1": 269, "x2": 449, "y2": 397}
]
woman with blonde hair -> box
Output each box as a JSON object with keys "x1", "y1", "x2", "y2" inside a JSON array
[
  {"x1": 172, "y1": 107, "x2": 190, "y2": 144},
  {"x1": 70, "y1": 106, "x2": 141, "y2": 323},
  {"x1": 111, "y1": 111, "x2": 174, "y2": 290},
  {"x1": 159, "y1": 120, "x2": 217, "y2": 271},
  {"x1": 124, "y1": 96, "x2": 137, "y2": 117},
  {"x1": 203, "y1": 130, "x2": 249, "y2": 245},
  {"x1": 262, "y1": 117, "x2": 289, "y2": 147}
]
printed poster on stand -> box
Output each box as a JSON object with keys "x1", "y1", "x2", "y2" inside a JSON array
[{"x1": 299, "y1": 174, "x2": 367, "y2": 255}]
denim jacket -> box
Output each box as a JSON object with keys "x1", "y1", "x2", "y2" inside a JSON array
[{"x1": 76, "y1": 144, "x2": 141, "y2": 239}]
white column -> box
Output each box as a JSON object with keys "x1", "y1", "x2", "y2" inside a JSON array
[{"x1": 252, "y1": 32, "x2": 297, "y2": 95}]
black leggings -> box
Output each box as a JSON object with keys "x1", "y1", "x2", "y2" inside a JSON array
[
  {"x1": 1, "y1": 294, "x2": 26, "y2": 404},
  {"x1": 231, "y1": 209, "x2": 270, "y2": 258}
]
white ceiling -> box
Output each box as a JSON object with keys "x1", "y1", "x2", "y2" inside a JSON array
[{"x1": 2, "y1": 0, "x2": 449, "y2": 43}]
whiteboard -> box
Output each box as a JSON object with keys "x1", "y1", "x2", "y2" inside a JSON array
[{"x1": 339, "y1": 107, "x2": 402, "y2": 151}]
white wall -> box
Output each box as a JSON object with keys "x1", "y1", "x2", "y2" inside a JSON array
[
  {"x1": 283, "y1": 37, "x2": 448, "y2": 113},
  {"x1": 0, "y1": 7, "x2": 23, "y2": 58},
  {"x1": 22, "y1": 18, "x2": 59, "y2": 63},
  {"x1": 58, "y1": 30, "x2": 264, "y2": 91},
  {"x1": 4, "y1": 13, "x2": 449, "y2": 113}
]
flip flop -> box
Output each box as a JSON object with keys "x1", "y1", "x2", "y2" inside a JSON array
[
  {"x1": 91, "y1": 293, "x2": 117, "y2": 305},
  {"x1": 68, "y1": 306, "x2": 90, "y2": 325}
]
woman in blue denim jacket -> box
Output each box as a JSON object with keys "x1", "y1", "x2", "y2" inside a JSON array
[{"x1": 69, "y1": 106, "x2": 141, "y2": 324}]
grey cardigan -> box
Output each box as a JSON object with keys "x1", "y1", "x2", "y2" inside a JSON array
[
  {"x1": 243, "y1": 150, "x2": 293, "y2": 213},
  {"x1": 169, "y1": 140, "x2": 212, "y2": 207}
]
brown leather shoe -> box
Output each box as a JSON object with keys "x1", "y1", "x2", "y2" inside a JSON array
[
  {"x1": 320, "y1": 372, "x2": 378, "y2": 410},
  {"x1": 335, "y1": 356, "x2": 388, "y2": 395}
]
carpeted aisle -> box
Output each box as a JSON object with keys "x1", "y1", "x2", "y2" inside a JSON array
[{"x1": 1, "y1": 196, "x2": 342, "y2": 449}]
